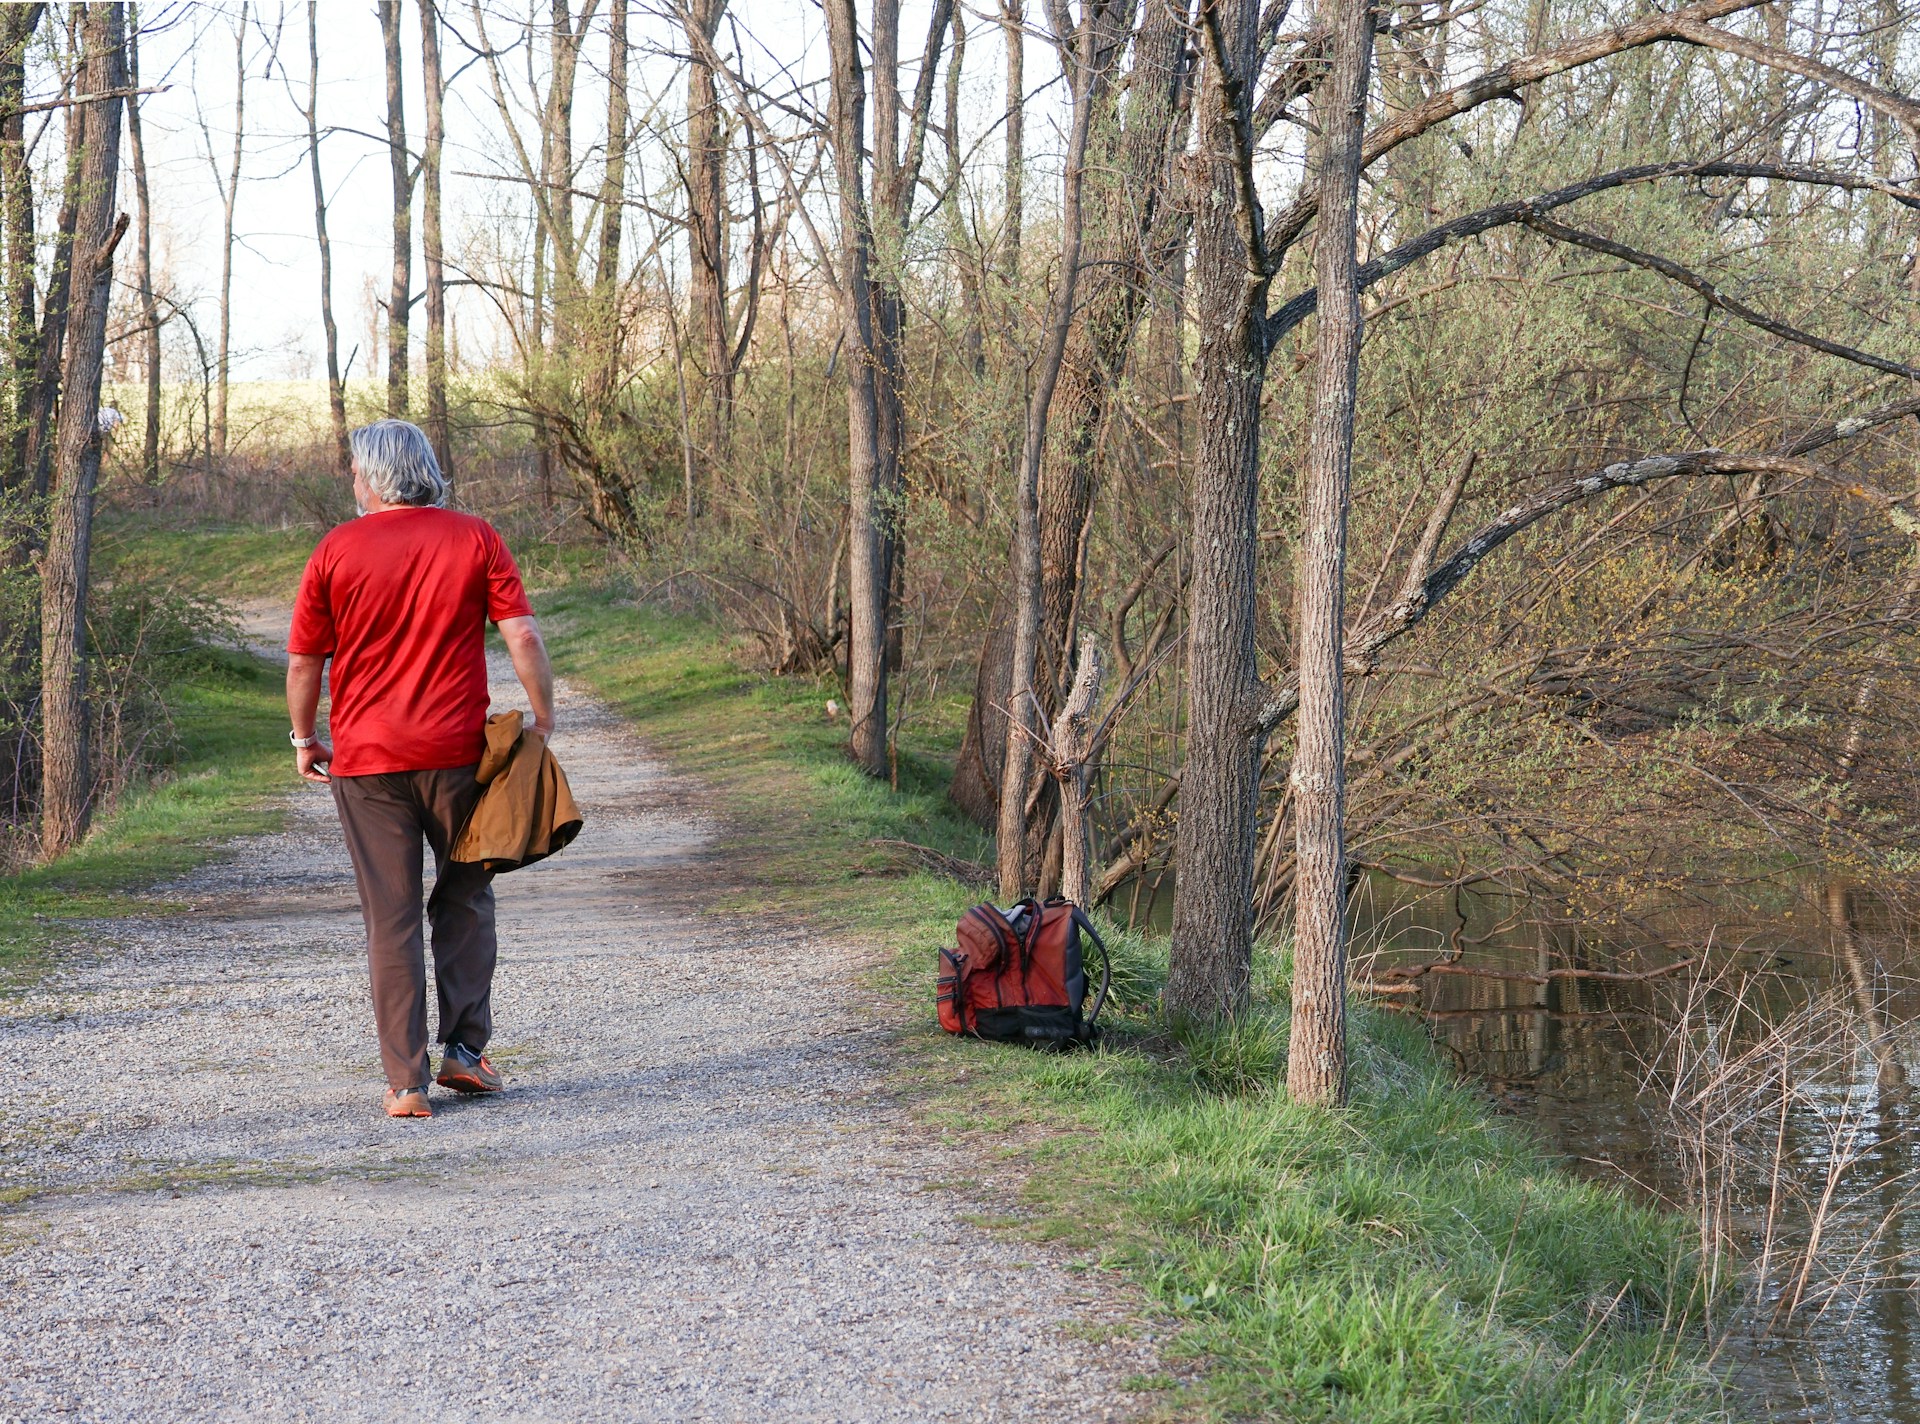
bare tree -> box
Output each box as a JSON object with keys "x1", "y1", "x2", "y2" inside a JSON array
[
  {"x1": 1285, "y1": 0, "x2": 1376, "y2": 1108},
  {"x1": 995, "y1": 4, "x2": 1118, "y2": 898},
  {"x1": 302, "y1": 0, "x2": 347, "y2": 474},
  {"x1": 125, "y1": 4, "x2": 160, "y2": 484},
  {"x1": 418, "y1": 0, "x2": 450, "y2": 481},
  {"x1": 823, "y1": 0, "x2": 952, "y2": 778},
  {"x1": 203, "y1": 1, "x2": 248, "y2": 462},
  {"x1": 595, "y1": 0, "x2": 627, "y2": 303},
  {"x1": 380, "y1": 0, "x2": 410, "y2": 415},
  {"x1": 40, "y1": 1, "x2": 125, "y2": 858},
  {"x1": 999, "y1": 0, "x2": 1022, "y2": 278},
  {"x1": 682, "y1": 0, "x2": 729, "y2": 478}
]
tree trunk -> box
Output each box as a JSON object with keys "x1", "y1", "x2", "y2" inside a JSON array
[
  {"x1": 1286, "y1": 0, "x2": 1375, "y2": 1108},
  {"x1": 214, "y1": 3, "x2": 246, "y2": 463},
  {"x1": 0, "y1": 3, "x2": 41, "y2": 494},
  {"x1": 543, "y1": 0, "x2": 582, "y2": 346},
  {"x1": 1164, "y1": 0, "x2": 1271, "y2": 1022},
  {"x1": 1053, "y1": 636, "x2": 1104, "y2": 908},
  {"x1": 40, "y1": 2, "x2": 124, "y2": 859},
  {"x1": 825, "y1": 0, "x2": 889, "y2": 776},
  {"x1": 27, "y1": 131, "x2": 81, "y2": 499},
  {"x1": 595, "y1": 0, "x2": 627, "y2": 301},
  {"x1": 418, "y1": 0, "x2": 451, "y2": 484},
  {"x1": 380, "y1": 0, "x2": 410, "y2": 415},
  {"x1": 1000, "y1": 0, "x2": 1022, "y2": 278},
  {"x1": 996, "y1": 6, "x2": 1106, "y2": 899},
  {"x1": 827, "y1": 0, "x2": 950, "y2": 778},
  {"x1": 126, "y1": 8, "x2": 160, "y2": 485},
  {"x1": 304, "y1": 0, "x2": 348, "y2": 475},
  {"x1": 684, "y1": 0, "x2": 730, "y2": 476}
]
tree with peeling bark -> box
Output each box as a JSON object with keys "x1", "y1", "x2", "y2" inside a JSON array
[{"x1": 39, "y1": 1, "x2": 124, "y2": 858}]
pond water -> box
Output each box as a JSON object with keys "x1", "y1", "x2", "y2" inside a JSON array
[{"x1": 1351, "y1": 874, "x2": 1920, "y2": 1422}]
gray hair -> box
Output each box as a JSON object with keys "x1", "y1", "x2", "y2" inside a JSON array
[{"x1": 350, "y1": 419, "x2": 448, "y2": 507}]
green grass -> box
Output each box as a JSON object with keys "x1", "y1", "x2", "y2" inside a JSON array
[
  {"x1": 100, "y1": 517, "x2": 316, "y2": 602},
  {"x1": 0, "y1": 647, "x2": 290, "y2": 980},
  {"x1": 538, "y1": 583, "x2": 1731, "y2": 1423}
]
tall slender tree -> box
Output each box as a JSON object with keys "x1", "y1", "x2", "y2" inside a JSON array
[
  {"x1": 125, "y1": 6, "x2": 161, "y2": 485},
  {"x1": 40, "y1": 1, "x2": 125, "y2": 858},
  {"x1": 380, "y1": 0, "x2": 410, "y2": 414},
  {"x1": 302, "y1": 0, "x2": 348, "y2": 474},
  {"x1": 208, "y1": 2, "x2": 248, "y2": 463},
  {"x1": 418, "y1": 0, "x2": 450, "y2": 481},
  {"x1": 1286, "y1": 0, "x2": 1376, "y2": 1107},
  {"x1": 682, "y1": 0, "x2": 729, "y2": 477},
  {"x1": 0, "y1": 3, "x2": 42, "y2": 493}
]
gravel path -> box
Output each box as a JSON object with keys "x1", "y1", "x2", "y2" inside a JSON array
[{"x1": 0, "y1": 636, "x2": 1163, "y2": 1422}]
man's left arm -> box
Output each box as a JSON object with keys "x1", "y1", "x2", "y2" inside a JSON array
[{"x1": 497, "y1": 616, "x2": 554, "y2": 737}]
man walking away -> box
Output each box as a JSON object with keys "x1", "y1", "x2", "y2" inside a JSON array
[{"x1": 286, "y1": 419, "x2": 555, "y2": 1119}]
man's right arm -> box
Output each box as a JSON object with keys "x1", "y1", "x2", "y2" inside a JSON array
[
  {"x1": 286, "y1": 653, "x2": 333, "y2": 783},
  {"x1": 497, "y1": 615, "x2": 555, "y2": 737}
]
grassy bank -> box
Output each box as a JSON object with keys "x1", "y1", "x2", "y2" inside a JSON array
[
  {"x1": 537, "y1": 582, "x2": 1728, "y2": 1423},
  {"x1": 0, "y1": 647, "x2": 288, "y2": 981}
]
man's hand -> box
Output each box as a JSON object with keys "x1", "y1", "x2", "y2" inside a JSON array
[
  {"x1": 296, "y1": 740, "x2": 334, "y2": 783},
  {"x1": 498, "y1": 616, "x2": 556, "y2": 741}
]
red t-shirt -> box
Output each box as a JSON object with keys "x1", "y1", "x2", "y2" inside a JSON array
[{"x1": 287, "y1": 507, "x2": 534, "y2": 776}]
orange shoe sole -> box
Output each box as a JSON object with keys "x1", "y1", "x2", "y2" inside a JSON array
[
  {"x1": 384, "y1": 1089, "x2": 432, "y2": 1118},
  {"x1": 435, "y1": 1069, "x2": 500, "y2": 1095}
]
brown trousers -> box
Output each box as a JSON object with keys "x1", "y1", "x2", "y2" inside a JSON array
[{"x1": 331, "y1": 765, "x2": 497, "y2": 1090}]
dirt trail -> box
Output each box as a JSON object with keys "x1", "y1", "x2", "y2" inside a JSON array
[{"x1": 0, "y1": 622, "x2": 1160, "y2": 1422}]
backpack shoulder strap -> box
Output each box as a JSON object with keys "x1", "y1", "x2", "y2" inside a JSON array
[{"x1": 1069, "y1": 906, "x2": 1113, "y2": 1028}]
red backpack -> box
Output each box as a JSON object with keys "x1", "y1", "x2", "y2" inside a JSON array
[{"x1": 938, "y1": 899, "x2": 1111, "y2": 1049}]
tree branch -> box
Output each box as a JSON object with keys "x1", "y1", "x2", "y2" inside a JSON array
[
  {"x1": 1520, "y1": 210, "x2": 1920, "y2": 383},
  {"x1": 1261, "y1": 0, "x2": 1767, "y2": 257}
]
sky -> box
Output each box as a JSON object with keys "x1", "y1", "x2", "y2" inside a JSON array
[{"x1": 91, "y1": 1, "x2": 1050, "y2": 389}]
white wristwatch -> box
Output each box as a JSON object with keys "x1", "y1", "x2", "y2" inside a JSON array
[{"x1": 289, "y1": 731, "x2": 320, "y2": 749}]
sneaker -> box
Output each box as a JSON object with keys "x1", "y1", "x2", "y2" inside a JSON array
[
  {"x1": 384, "y1": 1086, "x2": 432, "y2": 1118},
  {"x1": 436, "y1": 1041, "x2": 504, "y2": 1095}
]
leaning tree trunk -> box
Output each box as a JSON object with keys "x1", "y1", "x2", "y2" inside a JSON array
[
  {"x1": 418, "y1": 0, "x2": 451, "y2": 484},
  {"x1": 1164, "y1": 0, "x2": 1271, "y2": 1022},
  {"x1": 40, "y1": 3, "x2": 124, "y2": 859},
  {"x1": 1286, "y1": 0, "x2": 1375, "y2": 1108},
  {"x1": 380, "y1": 0, "x2": 410, "y2": 415}
]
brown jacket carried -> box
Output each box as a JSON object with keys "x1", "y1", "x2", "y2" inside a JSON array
[{"x1": 450, "y1": 711, "x2": 583, "y2": 873}]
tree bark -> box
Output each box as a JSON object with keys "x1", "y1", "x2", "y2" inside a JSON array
[
  {"x1": 1287, "y1": 0, "x2": 1375, "y2": 1108},
  {"x1": 40, "y1": 2, "x2": 124, "y2": 859},
  {"x1": 683, "y1": 0, "x2": 730, "y2": 476},
  {"x1": 825, "y1": 0, "x2": 888, "y2": 776},
  {"x1": 304, "y1": 0, "x2": 348, "y2": 475},
  {"x1": 1164, "y1": 0, "x2": 1271, "y2": 1022},
  {"x1": 0, "y1": 3, "x2": 42, "y2": 494},
  {"x1": 27, "y1": 115, "x2": 81, "y2": 500},
  {"x1": 595, "y1": 0, "x2": 627, "y2": 302},
  {"x1": 418, "y1": 0, "x2": 450, "y2": 483},
  {"x1": 380, "y1": 0, "x2": 410, "y2": 415},
  {"x1": 125, "y1": 8, "x2": 160, "y2": 484},
  {"x1": 1000, "y1": 0, "x2": 1022, "y2": 279},
  {"x1": 213, "y1": 3, "x2": 246, "y2": 462},
  {"x1": 826, "y1": 0, "x2": 950, "y2": 778},
  {"x1": 1053, "y1": 636, "x2": 1104, "y2": 909}
]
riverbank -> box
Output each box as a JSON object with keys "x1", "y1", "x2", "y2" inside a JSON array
[
  {"x1": 537, "y1": 578, "x2": 1733, "y2": 1422},
  {"x1": 8, "y1": 518, "x2": 1735, "y2": 1418}
]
